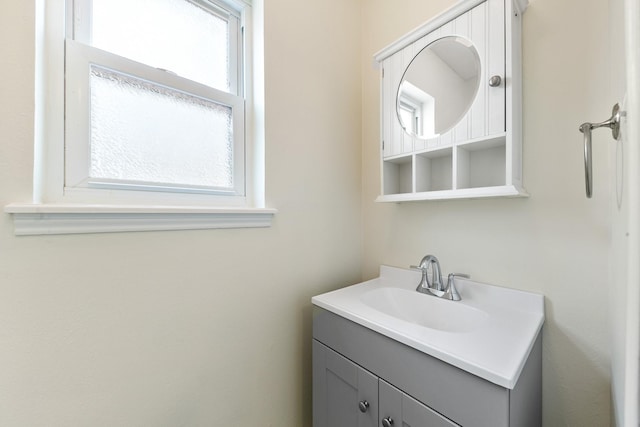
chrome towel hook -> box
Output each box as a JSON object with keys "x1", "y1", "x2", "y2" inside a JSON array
[{"x1": 579, "y1": 103, "x2": 621, "y2": 198}]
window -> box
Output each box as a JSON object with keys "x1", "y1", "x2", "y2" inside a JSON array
[
  {"x1": 5, "y1": 0, "x2": 273, "y2": 235},
  {"x1": 398, "y1": 101, "x2": 418, "y2": 135},
  {"x1": 398, "y1": 81, "x2": 435, "y2": 138},
  {"x1": 67, "y1": 0, "x2": 245, "y2": 200}
]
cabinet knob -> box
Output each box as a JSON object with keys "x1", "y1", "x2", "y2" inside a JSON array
[
  {"x1": 358, "y1": 400, "x2": 370, "y2": 413},
  {"x1": 382, "y1": 417, "x2": 394, "y2": 427},
  {"x1": 489, "y1": 75, "x2": 502, "y2": 87}
]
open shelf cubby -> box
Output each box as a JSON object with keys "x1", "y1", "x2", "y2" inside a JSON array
[
  {"x1": 456, "y1": 136, "x2": 506, "y2": 189},
  {"x1": 377, "y1": 133, "x2": 526, "y2": 202},
  {"x1": 383, "y1": 155, "x2": 413, "y2": 195},
  {"x1": 416, "y1": 147, "x2": 453, "y2": 192}
]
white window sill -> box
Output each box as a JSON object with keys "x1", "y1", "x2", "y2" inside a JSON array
[{"x1": 4, "y1": 203, "x2": 276, "y2": 235}]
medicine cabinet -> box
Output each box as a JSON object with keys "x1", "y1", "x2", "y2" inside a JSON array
[{"x1": 375, "y1": 0, "x2": 528, "y2": 202}]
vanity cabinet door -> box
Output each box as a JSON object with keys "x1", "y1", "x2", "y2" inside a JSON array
[
  {"x1": 379, "y1": 380, "x2": 460, "y2": 427},
  {"x1": 312, "y1": 340, "x2": 378, "y2": 427}
]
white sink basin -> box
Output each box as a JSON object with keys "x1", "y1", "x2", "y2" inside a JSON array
[
  {"x1": 361, "y1": 287, "x2": 489, "y2": 333},
  {"x1": 312, "y1": 265, "x2": 544, "y2": 389}
]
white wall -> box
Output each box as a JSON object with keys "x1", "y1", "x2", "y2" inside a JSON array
[
  {"x1": 362, "y1": 0, "x2": 613, "y2": 425},
  {"x1": 0, "y1": 0, "x2": 362, "y2": 426},
  {"x1": 0, "y1": 0, "x2": 620, "y2": 424}
]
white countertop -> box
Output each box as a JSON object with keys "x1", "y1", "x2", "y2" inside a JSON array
[{"x1": 312, "y1": 265, "x2": 544, "y2": 389}]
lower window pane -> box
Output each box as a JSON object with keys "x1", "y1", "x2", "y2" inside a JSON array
[{"x1": 89, "y1": 66, "x2": 233, "y2": 190}]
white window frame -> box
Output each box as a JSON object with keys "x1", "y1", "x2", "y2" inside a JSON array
[
  {"x1": 398, "y1": 100, "x2": 419, "y2": 135},
  {"x1": 5, "y1": 0, "x2": 274, "y2": 235},
  {"x1": 68, "y1": 0, "x2": 246, "y2": 203}
]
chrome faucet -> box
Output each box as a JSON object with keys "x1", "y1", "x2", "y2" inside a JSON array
[
  {"x1": 410, "y1": 255, "x2": 470, "y2": 301},
  {"x1": 411, "y1": 255, "x2": 444, "y2": 294}
]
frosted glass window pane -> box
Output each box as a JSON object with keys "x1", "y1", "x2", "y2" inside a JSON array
[
  {"x1": 91, "y1": 0, "x2": 229, "y2": 91},
  {"x1": 89, "y1": 66, "x2": 233, "y2": 189}
]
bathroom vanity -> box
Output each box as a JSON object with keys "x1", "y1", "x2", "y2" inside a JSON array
[
  {"x1": 312, "y1": 266, "x2": 544, "y2": 426},
  {"x1": 376, "y1": 0, "x2": 528, "y2": 201}
]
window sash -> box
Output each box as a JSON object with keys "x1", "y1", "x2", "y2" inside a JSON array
[
  {"x1": 70, "y1": 0, "x2": 242, "y2": 96},
  {"x1": 65, "y1": 39, "x2": 246, "y2": 198}
]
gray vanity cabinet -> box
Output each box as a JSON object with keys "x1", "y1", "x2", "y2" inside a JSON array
[
  {"x1": 313, "y1": 340, "x2": 379, "y2": 427},
  {"x1": 313, "y1": 340, "x2": 458, "y2": 427},
  {"x1": 312, "y1": 307, "x2": 542, "y2": 427}
]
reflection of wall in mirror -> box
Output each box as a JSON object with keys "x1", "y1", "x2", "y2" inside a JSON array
[{"x1": 403, "y1": 46, "x2": 478, "y2": 134}]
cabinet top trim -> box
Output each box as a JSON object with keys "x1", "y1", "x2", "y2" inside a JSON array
[{"x1": 373, "y1": 0, "x2": 529, "y2": 62}]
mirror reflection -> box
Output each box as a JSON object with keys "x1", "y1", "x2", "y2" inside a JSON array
[{"x1": 397, "y1": 36, "x2": 481, "y2": 139}]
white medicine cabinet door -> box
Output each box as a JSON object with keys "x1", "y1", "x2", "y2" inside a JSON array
[
  {"x1": 376, "y1": 0, "x2": 528, "y2": 202},
  {"x1": 382, "y1": 0, "x2": 504, "y2": 158}
]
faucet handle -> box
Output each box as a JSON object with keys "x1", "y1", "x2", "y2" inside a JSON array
[
  {"x1": 410, "y1": 264, "x2": 430, "y2": 292},
  {"x1": 443, "y1": 273, "x2": 470, "y2": 301}
]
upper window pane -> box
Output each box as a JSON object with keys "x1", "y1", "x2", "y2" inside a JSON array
[{"x1": 90, "y1": 0, "x2": 230, "y2": 91}]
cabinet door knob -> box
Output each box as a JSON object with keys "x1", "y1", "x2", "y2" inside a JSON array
[
  {"x1": 358, "y1": 400, "x2": 370, "y2": 413},
  {"x1": 489, "y1": 75, "x2": 502, "y2": 87},
  {"x1": 382, "y1": 417, "x2": 394, "y2": 427}
]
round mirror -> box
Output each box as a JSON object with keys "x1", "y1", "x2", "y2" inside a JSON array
[{"x1": 397, "y1": 36, "x2": 481, "y2": 139}]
